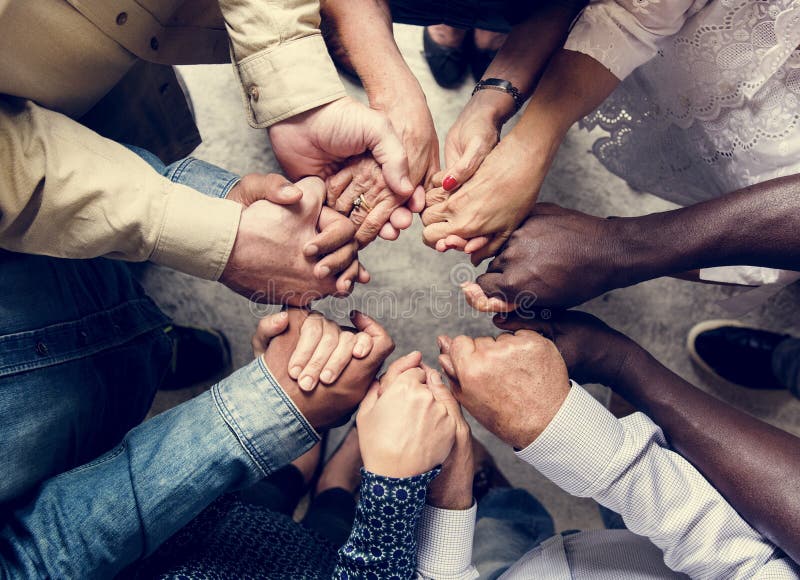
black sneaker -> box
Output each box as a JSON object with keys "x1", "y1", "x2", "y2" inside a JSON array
[
  {"x1": 160, "y1": 324, "x2": 232, "y2": 391},
  {"x1": 423, "y1": 27, "x2": 469, "y2": 88},
  {"x1": 687, "y1": 320, "x2": 791, "y2": 390}
]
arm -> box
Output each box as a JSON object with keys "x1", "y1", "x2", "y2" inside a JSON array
[
  {"x1": 615, "y1": 343, "x2": 800, "y2": 563},
  {"x1": 0, "y1": 97, "x2": 240, "y2": 281},
  {"x1": 494, "y1": 311, "x2": 800, "y2": 563},
  {"x1": 0, "y1": 358, "x2": 318, "y2": 579},
  {"x1": 469, "y1": 173, "x2": 800, "y2": 310},
  {"x1": 333, "y1": 469, "x2": 439, "y2": 578},
  {"x1": 518, "y1": 383, "x2": 797, "y2": 578},
  {"x1": 422, "y1": 0, "x2": 702, "y2": 260},
  {"x1": 216, "y1": 0, "x2": 345, "y2": 128}
]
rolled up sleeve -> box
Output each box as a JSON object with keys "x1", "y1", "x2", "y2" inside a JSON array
[
  {"x1": 0, "y1": 97, "x2": 241, "y2": 280},
  {"x1": 218, "y1": 0, "x2": 346, "y2": 127},
  {"x1": 564, "y1": 0, "x2": 705, "y2": 80}
]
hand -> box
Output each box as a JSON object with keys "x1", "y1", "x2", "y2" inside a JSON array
[
  {"x1": 220, "y1": 176, "x2": 369, "y2": 305},
  {"x1": 421, "y1": 133, "x2": 543, "y2": 264},
  {"x1": 268, "y1": 96, "x2": 414, "y2": 200},
  {"x1": 252, "y1": 311, "x2": 375, "y2": 391},
  {"x1": 261, "y1": 309, "x2": 395, "y2": 431},
  {"x1": 463, "y1": 203, "x2": 634, "y2": 311},
  {"x1": 493, "y1": 310, "x2": 640, "y2": 387},
  {"x1": 226, "y1": 173, "x2": 303, "y2": 206},
  {"x1": 327, "y1": 154, "x2": 426, "y2": 246},
  {"x1": 438, "y1": 331, "x2": 570, "y2": 449},
  {"x1": 356, "y1": 352, "x2": 457, "y2": 478},
  {"x1": 423, "y1": 364, "x2": 474, "y2": 510}
]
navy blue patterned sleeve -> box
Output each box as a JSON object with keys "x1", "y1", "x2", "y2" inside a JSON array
[{"x1": 333, "y1": 467, "x2": 440, "y2": 580}]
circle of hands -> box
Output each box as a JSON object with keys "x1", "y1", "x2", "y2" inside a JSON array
[{"x1": 227, "y1": 94, "x2": 631, "y2": 486}]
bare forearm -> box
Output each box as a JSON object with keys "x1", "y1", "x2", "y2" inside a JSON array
[
  {"x1": 616, "y1": 174, "x2": 800, "y2": 285},
  {"x1": 321, "y1": 0, "x2": 420, "y2": 105},
  {"x1": 614, "y1": 345, "x2": 800, "y2": 562},
  {"x1": 508, "y1": 49, "x2": 619, "y2": 175},
  {"x1": 478, "y1": 4, "x2": 585, "y2": 126}
]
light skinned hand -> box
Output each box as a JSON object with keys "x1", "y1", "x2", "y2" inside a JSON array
[
  {"x1": 226, "y1": 173, "x2": 303, "y2": 206},
  {"x1": 262, "y1": 309, "x2": 395, "y2": 431},
  {"x1": 438, "y1": 331, "x2": 570, "y2": 449},
  {"x1": 326, "y1": 154, "x2": 426, "y2": 246},
  {"x1": 220, "y1": 177, "x2": 369, "y2": 305},
  {"x1": 252, "y1": 310, "x2": 375, "y2": 392},
  {"x1": 268, "y1": 96, "x2": 414, "y2": 200},
  {"x1": 421, "y1": 134, "x2": 543, "y2": 263},
  {"x1": 357, "y1": 354, "x2": 456, "y2": 478},
  {"x1": 423, "y1": 363, "x2": 474, "y2": 510}
]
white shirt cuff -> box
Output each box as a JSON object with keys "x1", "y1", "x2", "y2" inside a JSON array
[
  {"x1": 416, "y1": 502, "x2": 479, "y2": 580},
  {"x1": 515, "y1": 381, "x2": 626, "y2": 497}
]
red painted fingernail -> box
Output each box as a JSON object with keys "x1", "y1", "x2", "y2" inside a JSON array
[{"x1": 442, "y1": 175, "x2": 458, "y2": 192}]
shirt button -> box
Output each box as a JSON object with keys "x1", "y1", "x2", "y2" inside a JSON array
[
  {"x1": 116, "y1": 12, "x2": 128, "y2": 25},
  {"x1": 249, "y1": 86, "x2": 260, "y2": 101},
  {"x1": 35, "y1": 342, "x2": 49, "y2": 356},
  {"x1": 150, "y1": 36, "x2": 159, "y2": 51}
]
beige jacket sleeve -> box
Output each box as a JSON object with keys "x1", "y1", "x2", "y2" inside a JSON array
[
  {"x1": 218, "y1": 0, "x2": 347, "y2": 127},
  {"x1": 0, "y1": 97, "x2": 241, "y2": 281}
]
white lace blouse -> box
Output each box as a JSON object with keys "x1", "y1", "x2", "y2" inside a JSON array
[{"x1": 565, "y1": 0, "x2": 800, "y2": 286}]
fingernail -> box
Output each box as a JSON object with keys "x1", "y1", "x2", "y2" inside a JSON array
[
  {"x1": 342, "y1": 279, "x2": 352, "y2": 290},
  {"x1": 401, "y1": 176, "x2": 414, "y2": 193},
  {"x1": 430, "y1": 371, "x2": 443, "y2": 385},
  {"x1": 354, "y1": 344, "x2": 365, "y2": 357},
  {"x1": 317, "y1": 266, "x2": 331, "y2": 278},
  {"x1": 289, "y1": 366, "x2": 302, "y2": 379},
  {"x1": 320, "y1": 369, "x2": 334, "y2": 383},
  {"x1": 436, "y1": 337, "x2": 445, "y2": 350},
  {"x1": 277, "y1": 310, "x2": 288, "y2": 318},
  {"x1": 299, "y1": 376, "x2": 315, "y2": 391},
  {"x1": 442, "y1": 175, "x2": 458, "y2": 192},
  {"x1": 304, "y1": 244, "x2": 319, "y2": 257},
  {"x1": 280, "y1": 185, "x2": 299, "y2": 199}
]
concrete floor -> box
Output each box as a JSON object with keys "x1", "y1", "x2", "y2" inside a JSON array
[{"x1": 140, "y1": 25, "x2": 800, "y2": 532}]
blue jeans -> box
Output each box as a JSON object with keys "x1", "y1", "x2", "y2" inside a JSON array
[
  {"x1": 0, "y1": 151, "x2": 317, "y2": 578},
  {"x1": 473, "y1": 487, "x2": 556, "y2": 579}
]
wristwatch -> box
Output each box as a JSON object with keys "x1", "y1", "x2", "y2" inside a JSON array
[{"x1": 472, "y1": 78, "x2": 523, "y2": 114}]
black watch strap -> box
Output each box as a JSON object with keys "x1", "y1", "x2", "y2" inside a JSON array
[{"x1": 472, "y1": 78, "x2": 523, "y2": 114}]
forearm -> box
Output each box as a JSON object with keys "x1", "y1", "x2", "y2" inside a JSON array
[
  {"x1": 613, "y1": 345, "x2": 800, "y2": 562},
  {"x1": 322, "y1": 0, "x2": 421, "y2": 108},
  {"x1": 0, "y1": 358, "x2": 318, "y2": 579},
  {"x1": 520, "y1": 384, "x2": 795, "y2": 578},
  {"x1": 618, "y1": 175, "x2": 800, "y2": 284},
  {"x1": 476, "y1": 3, "x2": 586, "y2": 126},
  {"x1": 504, "y1": 49, "x2": 618, "y2": 181},
  {"x1": 0, "y1": 98, "x2": 240, "y2": 280},
  {"x1": 335, "y1": 468, "x2": 438, "y2": 577}
]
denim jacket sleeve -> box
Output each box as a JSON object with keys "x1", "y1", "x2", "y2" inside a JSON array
[
  {"x1": 0, "y1": 357, "x2": 319, "y2": 579},
  {"x1": 333, "y1": 467, "x2": 440, "y2": 579}
]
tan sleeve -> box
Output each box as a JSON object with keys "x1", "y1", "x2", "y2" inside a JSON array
[
  {"x1": 217, "y1": 0, "x2": 347, "y2": 127},
  {"x1": 0, "y1": 98, "x2": 241, "y2": 281}
]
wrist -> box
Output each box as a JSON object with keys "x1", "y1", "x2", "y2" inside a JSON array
[
  {"x1": 466, "y1": 89, "x2": 516, "y2": 128},
  {"x1": 366, "y1": 70, "x2": 424, "y2": 111}
]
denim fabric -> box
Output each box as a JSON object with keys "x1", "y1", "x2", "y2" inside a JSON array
[
  {"x1": 773, "y1": 337, "x2": 800, "y2": 397},
  {"x1": 473, "y1": 487, "x2": 555, "y2": 580},
  {"x1": 128, "y1": 145, "x2": 240, "y2": 199},
  {"x1": 0, "y1": 251, "x2": 171, "y2": 506},
  {"x1": 0, "y1": 358, "x2": 319, "y2": 579}
]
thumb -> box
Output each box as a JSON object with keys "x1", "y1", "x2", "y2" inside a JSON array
[
  {"x1": 362, "y1": 109, "x2": 414, "y2": 198},
  {"x1": 252, "y1": 310, "x2": 290, "y2": 357},
  {"x1": 441, "y1": 136, "x2": 489, "y2": 193},
  {"x1": 228, "y1": 173, "x2": 303, "y2": 206},
  {"x1": 294, "y1": 176, "x2": 326, "y2": 224}
]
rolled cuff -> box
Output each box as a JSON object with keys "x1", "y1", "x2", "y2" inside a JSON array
[
  {"x1": 149, "y1": 182, "x2": 241, "y2": 281},
  {"x1": 235, "y1": 34, "x2": 347, "y2": 127},
  {"x1": 212, "y1": 357, "x2": 320, "y2": 478},
  {"x1": 515, "y1": 382, "x2": 625, "y2": 497},
  {"x1": 417, "y1": 503, "x2": 479, "y2": 580},
  {"x1": 564, "y1": 5, "x2": 657, "y2": 80}
]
